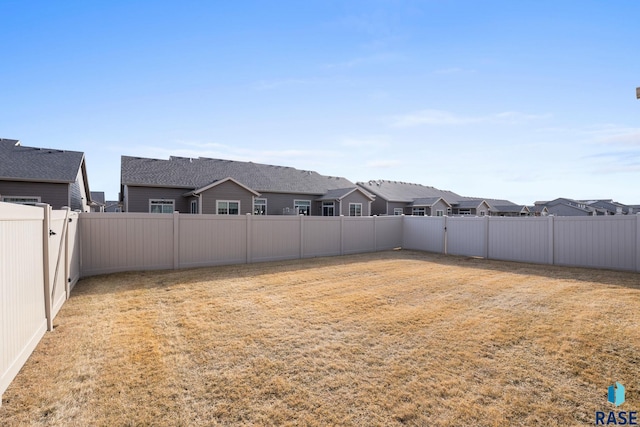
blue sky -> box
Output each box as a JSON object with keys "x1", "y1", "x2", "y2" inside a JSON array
[{"x1": 2, "y1": 1, "x2": 639, "y2": 205}]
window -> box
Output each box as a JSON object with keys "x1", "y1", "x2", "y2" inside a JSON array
[
  {"x1": 294, "y1": 200, "x2": 311, "y2": 215},
  {"x1": 2, "y1": 196, "x2": 41, "y2": 206},
  {"x1": 446, "y1": 208, "x2": 452, "y2": 216},
  {"x1": 458, "y1": 209, "x2": 471, "y2": 216},
  {"x1": 480, "y1": 211, "x2": 486, "y2": 217},
  {"x1": 412, "y1": 207, "x2": 425, "y2": 216},
  {"x1": 349, "y1": 203, "x2": 362, "y2": 217},
  {"x1": 217, "y1": 201, "x2": 240, "y2": 215},
  {"x1": 393, "y1": 208, "x2": 404, "y2": 216},
  {"x1": 322, "y1": 202, "x2": 335, "y2": 216},
  {"x1": 149, "y1": 199, "x2": 174, "y2": 213},
  {"x1": 436, "y1": 210, "x2": 444, "y2": 217},
  {"x1": 190, "y1": 200, "x2": 198, "y2": 214},
  {"x1": 254, "y1": 198, "x2": 267, "y2": 215}
]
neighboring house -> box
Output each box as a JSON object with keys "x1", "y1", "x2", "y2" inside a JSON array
[
  {"x1": 357, "y1": 180, "x2": 517, "y2": 216},
  {"x1": 582, "y1": 199, "x2": 634, "y2": 215},
  {"x1": 121, "y1": 156, "x2": 375, "y2": 216},
  {"x1": 105, "y1": 200, "x2": 122, "y2": 212},
  {"x1": 90, "y1": 191, "x2": 106, "y2": 212},
  {"x1": 534, "y1": 198, "x2": 600, "y2": 216},
  {"x1": 528, "y1": 205, "x2": 549, "y2": 216},
  {"x1": 357, "y1": 180, "x2": 463, "y2": 216},
  {"x1": 0, "y1": 138, "x2": 92, "y2": 211},
  {"x1": 492, "y1": 204, "x2": 530, "y2": 217}
]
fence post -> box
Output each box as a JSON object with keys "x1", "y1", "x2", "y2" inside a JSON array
[
  {"x1": 547, "y1": 215, "x2": 556, "y2": 265},
  {"x1": 484, "y1": 215, "x2": 490, "y2": 259},
  {"x1": 246, "y1": 213, "x2": 252, "y2": 264},
  {"x1": 443, "y1": 215, "x2": 448, "y2": 255},
  {"x1": 38, "y1": 203, "x2": 53, "y2": 332},
  {"x1": 340, "y1": 215, "x2": 345, "y2": 255},
  {"x1": 173, "y1": 211, "x2": 180, "y2": 270},
  {"x1": 299, "y1": 214, "x2": 304, "y2": 259},
  {"x1": 373, "y1": 215, "x2": 377, "y2": 251}
]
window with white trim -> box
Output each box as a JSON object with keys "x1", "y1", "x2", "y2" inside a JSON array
[
  {"x1": 149, "y1": 199, "x2": 174, "y2": 213},
  {"x1": 190, "y1": 200, "x2": 198, "y2": 214},
  {"x1": 254, "y1": 198, "x2": 267, "y2": 215},
  {"x1": 349, "y1": 203, "x2": 362, "y2": 217},
  {"x1": 217, "y1": 200, "x2": 240, "y2": 215},
  {"x1": 294, "y1": 200, "x2": 311, "y2": 215},
  {"x1": 393, "y1": 208, "x2": 403, "y2": 216},
  {"x1": 458, "y1": 209, "x2": 471, "y2": 215},
  {"x1": 480, "y1": 211, "x2": 486, "y2": 216},
  {"x1": 436, "y1": 210, "x2": 444, "y2": 217},
  {"x1": 2, "y1": 196, "x2": 41, "y2": 206},
  {"x1": 446, "y1": 208, "x2": 452, "y2": 216},
  {"x1": 322, "y1": 202, "x2": 335, "y2": 216},
  {"x1": 412, "y1": 207, "x2": 426, "y2": 216}
]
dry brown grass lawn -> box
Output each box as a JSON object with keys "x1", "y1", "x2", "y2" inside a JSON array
[{"x1": 1, "y1": 250, "x2": 639, "y2": 426}]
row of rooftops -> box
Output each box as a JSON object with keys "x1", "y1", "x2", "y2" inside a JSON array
[{"x1": 2, "y1": 138, "x2": 638, "y2": 214}]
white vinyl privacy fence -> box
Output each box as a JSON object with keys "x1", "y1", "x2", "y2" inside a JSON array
[
  {"x1": 79, "y1": 213, "x2": 404, "y2": 276},
  {"x1": 0, "y1": 203, "x2": 79, "y2": 404},
  {"x1": 2, "y1": 209, "x2": 640, "y2": 404},
  {"x1": 403, "y1": 215, "x2": 640, "y2": 272}
]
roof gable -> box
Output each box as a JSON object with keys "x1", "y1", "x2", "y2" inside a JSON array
[
  {"x1": 188, "y1": 177, "x2": 261, "y2": 196},
  {"x1": 317, "y1": 187, "x2": 375, "y2": 201}
]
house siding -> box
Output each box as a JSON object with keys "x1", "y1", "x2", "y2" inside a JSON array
[
  {"x1": 340, "y1": 192, "x2": 372, "y2": 216},
  {"x1": 430, "y1": 199, "x2": 450, "y2": 216},
  {"x1": 200, "y1": 181, "x2": 255, "y2": 215},
  {"x1": 370, "y1": 197, "x2": 388, "y2": 216},
  {"x1": 125, "y1": 186, "x2": 191, "y2": 213},
  {"x1": 387, "y1": 202, "x2": 408, "y2": 216},
  {"x1": 69, "y1": 167, "x2": 90, "y2": 212},
  {"x1": 259, "y1": 192, "x2": 317, "y2": 215},
  {"x1": 0, "y1": 181, "x2": 69, "y2": 209}
]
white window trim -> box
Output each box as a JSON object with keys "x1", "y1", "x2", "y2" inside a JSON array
[
  {"x1": 436, "y1": 210, "x2": 444, "y2": 217},
  {"x1": 190, "y1": 200, "x2": 198, "y2": 214},
  {"x1": 2, "y1": 195, "x2": 41, "y2": 205},
  {"x1": 294, "y1": 199, "x2": 311, "y2": 215},
  {"x1": 322, "y1": 201, "x2": 335, "y2": 216},
  {"x1": 217, "y1": 200, "x2": 240, "y2": 215},
  {"x1": 254, "y1": 198, "x2": 267, "y2": 215},
  {"x1": 349, "y1": 203, "x2": 362, "y2": 217},
  {"x1": 149, "y1": 199, "x2": 175, "y2": 214},
  {"x1": 412, "y1": 207, "x2": 426, "y2": 216},
  {"x1": 393, "y1": 208, "x2": 404, "y2": 216}
]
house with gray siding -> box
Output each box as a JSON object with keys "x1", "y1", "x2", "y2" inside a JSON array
[
  {"x1": 534, "y1": 198, "x2": 599, "y2": 216},
  {"x1": 121, "y1": 155, "x2": 374, "y2": 216},
  {"x1": 0, "y1": 138, "x2": 92, "y2": 211},
  {"x1": 357, "y1": 180, "x2": 517, "y2": 216}
]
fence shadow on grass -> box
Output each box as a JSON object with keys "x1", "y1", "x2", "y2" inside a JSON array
[{"x1": 70, "y1": 249, "x2": 640, "y2": 299}]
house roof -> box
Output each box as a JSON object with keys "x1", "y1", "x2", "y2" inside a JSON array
[
  {"x1": 493, "y1": 204, "x2": 529, "y2": 213},
  {"x1": 410, "y1": 197, "x2": 451, "y2": 207},
  {"x1": 122, "y1": 156, "x2": 357, "y2": 195},
  {"x1": 0, "y1": 138, "x2": 86, "y2": 183},
  {"x1": 90, "y1": 191, "x2": 106, "y2": 206},
  {"x1": 357, "y1": 180, "x2": 462, "y2": 203},
  {"x1": 316, "y1": 187, "x2": 375, "y2": 202},
  {"x1": 187, "y1": 177, "x2": 261, "y2": 197}
]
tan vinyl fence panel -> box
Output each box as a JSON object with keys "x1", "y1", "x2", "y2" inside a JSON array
[
  {"x1": 554, "y1": 216, "x2": 639, "y2": 271},
  {"x1": 488, "y1": 217, "x2": 552, "y2": 265},
  {"x1": 374, "y1": 215, "x2": 404, "y2": 250},
  {"x1": 446, "y1": 217, "x2": 487, "y2": 257},
  {"x1": 251, "y1": 215, "x2": 302, "y2": 262},
  {"x1": 0, "y1": 203, "x2": 47, "y2": 401},
  {"x1": 179, "y1": 215, "x2": 247, "y2": 268},
  {"x1": 343, "y1": 216, "x2": 375, "y2": 254},
  {"x1": 80, "y1": 213, "x2": 174, "y2": 276},
  {"x1": 302, "y1": 217, "x2": 341, "y2": 258},
  {"x1": 403, "y1": 216, "x2": 445, "y2": 253}
]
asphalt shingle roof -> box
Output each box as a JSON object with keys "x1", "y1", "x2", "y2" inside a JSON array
[
  {"x1": 0, "y1": 138, "x2": 84, "y2": 183},
  {"x1": 357, "y1": 180, "x2": 462, "y2": 203},
  {"x1": 121, "y1": 156, "x2": 358, "y2": 195}
]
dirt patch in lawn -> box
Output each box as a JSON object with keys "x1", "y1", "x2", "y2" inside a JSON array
[{"x1": 1, "y1": 250, "x2": 639, "y2": 426}]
